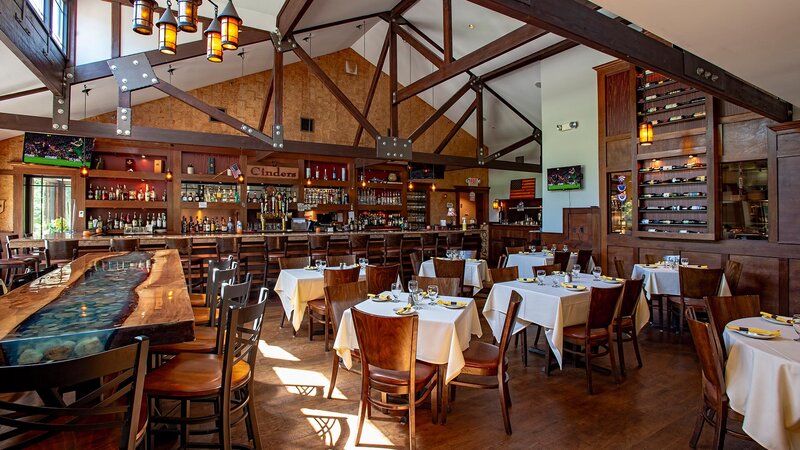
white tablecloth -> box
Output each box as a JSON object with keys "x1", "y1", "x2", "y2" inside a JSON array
[
  {"x1": 631, "y1": 264, "x2": 731, "y2": 297},
  {"x1": 483, "y1": 275, "x2": 649, "y2": 368},
  {"x1": 274, "y1": 267, "x2": 368, "y2": 331},
  {"x1": 333, "y1": 292, "x2": 482, "y2": 383},
  {"x1": 418, "y1": 258, "x2": 489, "y2": 294},
  {"x1": 506, "y1": 252, "x2": 592, "y2": 278},
  {"x1": 723, "y1": 317, "x2": 800, "y2": 450}
]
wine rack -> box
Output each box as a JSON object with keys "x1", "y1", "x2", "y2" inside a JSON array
[
  {"x1": 637, "y1": 69, "x2": 707, "y2": 131},
  {"x1": 406, "y1": 191, "x2": 428, "y2": 230}
]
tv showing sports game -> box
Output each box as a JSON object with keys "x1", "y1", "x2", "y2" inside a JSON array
[
  {"x1": 22, "y1": 133, "x2": 94, "y2": 168},
  {"x1": 547, "y1": 165, "x2": 583, "y2": 191}
]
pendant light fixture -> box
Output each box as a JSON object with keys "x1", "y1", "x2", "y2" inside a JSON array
[
  {"x1": 80, "y1": 165, "x2": 90, "y2": 178},
  {"x1": 408, "y1": 180, "x2": 414, "y2": 190},
  {"x1": 165, "y1": 169, "x2": 174, "y2": 181},
  {"x1": 638, "y1": 122, "x2": 653, "y2": 146},
  {"x1": 156, "y1": 2, "x2": 178, "y2": 55},
  {"x1": 204, "y1": 5, "x2": 223, "y2": 63},
  {"x1": 430, "y1": 164, "x2": 437, "y2": 192},
  {"x1": 218, "y1": 0, "x2": 242, "y2": 50},
  {"x1": 131, "y1": 0, "x2": 156, "y2": 35},
  {"x1": 176, "y1": 0, "x2": 201, "y2": 32}
]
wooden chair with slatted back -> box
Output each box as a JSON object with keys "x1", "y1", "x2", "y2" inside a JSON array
[
  {"x1": 576, "y1": 249, "x2": 593, "y2": 273},
  {"x1": 645, "y1": 254, "x2": 661, "y2": 265},
  {"x1": 614, "y1": 258, "x2": 627, "y2": 279},
  {"x1": 191, "y1": 257, "x2": 236, "y2": 307},
  {"x1": 326, "y1": 255, "x2": 356, "y2": 267},
  {"x1": 489, "y1": 266, "x2": 519, "y2": 284},
  {"x1": 351, "y1": 309, "x2": 439, "y2": 449},
  {"x1": 533, "y1": 264, "x2": 562, "y2": 275},
  {"x1": 383, "y1": 233, "x2": 402, "y2": 265},
  {"x1": 411, "y1": 276, "x2": 460, "y2": 297},
  {"x1": 263, "y1": 235, "x2": 288, "y2": 286},
  {"x1": 614, "y1": 278, "x2": 645, "y2": 375},
  {"x1": 552, "y1": 251, "x2": 571, "y2": 272},
  {"x1": 279, "y1": 256, "x2": 311, "y2": 270},
  {"x1": 0, "y1": 337, "x2": 149, "y2": 450},
  {"x1": 505, "y1": 246, "x2": 525, "y2": 256},
  {"x1": 421, "y1": 233, "x2": 438, "y2": 259},
  {"x1": 325, "y1": 281, "x2": 368, "y2": 398},
  {"x1": 308, "y1": 234, "x2": 330, "y2": 260},
  {"x1": 193, "y1": 266, "x2": 238, "y2": 327},
  {"x1": 5, "y1": 234, "x2": 40, "y2": 272},
  {"x1": 448, "y1": 290, "x2": 523, "y2": 434},
  {"x1": 687, "y1": 318, "x2": 752, "y2": 450},
  {"x1": 432, "y1": 258, "x2": 466, "y2": 294},
  {"x1": 670, "y1": 267, "x2": 723, "y2": 336},
  {"x1": 110, "y1": 238, "x2": 140, "y2": 252},
  {"x1": 704, "y1": 295, "x2": 760, "y2": 359},
  {"x1": 349, "y1": 234, "x2": 369, "y2": 260},
  {"x1": 308, "y1": 266, "x2": 361, "y2": 351},
  {"x1": 409, "y1": 251, "x2": 423, "y2": 279},
  {"x1": 554, "y1": 284, "x2": 624, "y2": 394},
  {"x1": 723, "y1": 260, "x2": 743, "y2": 295},
  {"x1": 365, "y1": 264, "x2": 400, "y2": 295},
  {"x1": 166, "y1": 237, "x2": 198, "y2": 289},
  {"x1": 496, "y1": 254, "x2": 508, "y2": 269},
  {"x1": 447, "y1": 232, "x2": 465, "y2": 251}
]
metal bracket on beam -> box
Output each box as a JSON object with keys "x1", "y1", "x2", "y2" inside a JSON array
[
  {"x1": 376, "y1": 136, "x2": 412, "y2": 161},
  {"x1": 272, "y1": 124, "x2": 284, "y2": 148},
  {"x1": 270, "y1": 32, "x2": 299, "y2": 53},
  {"x1": 683, "y1": 52, "x2": 727, "y2": 91},
  {"x1": 116, "y1": 107, "x2": 131, "y2": 136},
  {"x1": 469, "y1": 77, "x2": 482, "y2": 92},
  {"x1": 533, "y1": 128, "x2": 542, "y2": 144},
  {"x1": 52, "y1": 88, "x2": 70, "y2": 131},
  {"x1": 108, "y1": 54, "x2": 158, "y2": 93}
]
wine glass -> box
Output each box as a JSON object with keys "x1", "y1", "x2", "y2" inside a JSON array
[
  {"x1": 793, "y1": 315, "x2": 800, "y2": 342},
  {"x1": 562, "y1": 244, "x2": 569, "y2": 252},
  {"x1": 681, "y1": 257, "x2": 689, "y2": 267},
  {"x1": 550, "y1": 244, "x2": 557, "y2": 253},
  {"x1": 408, "y1": 280, "x2": 419, "y2": 295},
  {"x1": 391, "y1": 282, "x2": 402, "y2": 302},
  {"x1": 572, "y1": 264, "x2": 581, "y2": 279},
  {"x1": 358, "y1": 257, "x2": 367, "y2": 269},
  {"x1": 529, "y1": 244, "x2": 536, "y2": 253},
  {"x1": 592, "y1": 266, "x2": 602, "y2": 280},
  {"x1": 427, "y1": 285, "x2": 439, "y2": 305},
  {"x1": 536, "y1": 269, "x2": 546, "y2": 285},
  {"x1": 315, "y1": 260, "x2": 323, "y2": 272},
  {"x1": 320, "y1": 260, "x2": 328, "y2": 271}
]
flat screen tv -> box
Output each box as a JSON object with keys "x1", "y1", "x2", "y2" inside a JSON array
[
  {"x1": 547, "y1": 165, "x2": 583, "y2": 191},
  {"x1": 22, "y1": 133, "x2": 94, "y2": 168},
  {"x1": 409, "y1": 163, "x2": 445, "y2": 180}
]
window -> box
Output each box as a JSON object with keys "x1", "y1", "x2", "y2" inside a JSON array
[
  {"x1": 721, "y1": 160, "x2": 768, "y2": 240},
  {"x1": 28, "y1": 0, "x2": 45, "y2": 19},
  {"x1": 24, "y1": 176, "x2": 72, "y2": 239},
  {"x1": 25, "y1": 0, "x2": 67, "y2": 50}
]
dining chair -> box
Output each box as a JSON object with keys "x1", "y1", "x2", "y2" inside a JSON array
[
  {"x1": 325, "y1": 281, "x2": 368, "y2": 398},
  {"x1": 420, "y1": 233, "x2": 437, "y2": 259},
  {"x1": 215, "y1": 236, "x2": 243, "y2": 272},
  {"x1": 349, "y1": 234, "x2": 369, "y2": 260},
  {"x1": 614, "y1": 258, "x2": 627, "y2": 279},
  {"x1": 576, "y1": 249, "x2": 593, "y2": 273},
  {"x1": 644, "y1": 254, "x2": 661, "y2": 265},
  {"x1": 496, "y1": 254, "x2": 508, "y2": 269},
  {"x1": 110, "y1": 238, "x2": 140, "y2": 252},
  {"x1": 308, "y1": 234, "x2": 330, "y2": 260},
  {"x1": 505, "y1": 246, "x2": 525, "y2": 256},
  {"x1": 366, "y1": 264, "x2": 400, "y2": 295},
  {"x1": 401, "y1": 238, "x2": 423, "y2": 283},
  {"x1": 723, "y1": 260, "x2": 744, "y2": 295},
  {"x1": 411, "y1": 276, "x2": 460, "y2": 297},
  {"x1": 4, "y1": 234, "x2": 41, "y2": 272},
  {"x1": 704, "y1": 295, "x2": 760, "y2": 359},
  {"x1": 352, "y1": 308, "x2": 438, "y2": 450},
  {"x1": 327, "y1": 237, "x2": 351, "y2": 256},
  {"x1": 165, "y1": 237, "x2": 199, "y2": 289},
  {"x1": 44, "y1": 239, "x2": 79, "y2": 267},
  {"x1": 669, "y1": 267, "x2": 723, "y2": 336},
  {"x1": 383, "y1": 233, "x2": 402, "y2": 265},
  {"x1": 8, "y1": 264, "x2": 58, "y2": 290},
  {"x1": 145, "y1": 299, "x2": 266, "y2": 450},
  {"x1": 489, "y1": 266, "x2": 519, "y2": 284},
  {"x1": 448, "y1": 290, "x2": 522, "y2": 434},
  {"x1": 485, "y1": 265, "x2": 532, "y2": 366},
  {"x1": 432, "y1": 258, "x2": 466, "y2": 294},
  {"x1": 553, "y1": 251, "x2": 571, "y2": 272},
  {"x1": 409, "y1": 251, "x2": 423, "y2": 280},
  {"x1": 447, "y1": 232, "x2": 465, "y2": 251},
  {"x1": 0, "y1": 336, "x2": 149, "y2": 450},
  {"x1": 263, "y1": 235, "x2": 288, "y2": 285},
  {"x1": 326, "y1": 254, "x2": 356, "y2": 267},
  {"x1": 687, "y1": 318, "x2": 752, "y2": 450},
  {"x1": 366, "y1": 236, "x2": 385, "y2": 263},
  {"x1": 533, "y1": 263, "x2": 562, "y2": 275},
  {"x1": 552, "y1": 284, "x2": 624, "y2": 394},
  {"x1": 309, "y1": 266, "x2": 361, "y2": 351},
  {"x1": 279, "y1": 256, "x2": 311, "y2": 270},
  {"x1": 614, "y1": 278, "x2": 645, "y2": 375}
]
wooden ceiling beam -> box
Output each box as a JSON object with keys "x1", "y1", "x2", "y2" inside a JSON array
[
  {"x1": 443, "y1": 0, "x2": 453, "y2": 63},
  {"x1": 393, "y1": 23, "x2": 444, "y2": 68},
  {"x1": 391, "y1": 0, "x2": 420, "y2": 17},
  {"x1": 481, "y1": 39, "x2": 578, "y2": 82},
  {"x1": 467, "y1": 0, "x2": 792, "y2": 122},
  {"x1": 276, "y1": 0, "x2": 315, "y2": 38},
  {"x1": 0, "y1": 87, "x2": 49, "y2": 103},
  {"x1": 434, "y1": 98, "x2": 477, "y2": 154},
  {"x1": 353, "y1": 26, "x2": 392, "y2": 147},
  {"x1": 485, "y1": 133, "x2": 537, "y2": 161},
  {"x1": 295, "y1": 11, "x2": 386, "y2": 35},
  {"x1": 408, "y1": 80, "x2": 473, "y2": 142},
  {"x1": 257, "y1": 71, "x2": 274, "y2": 132}
]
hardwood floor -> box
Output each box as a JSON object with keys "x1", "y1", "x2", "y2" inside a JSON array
[{"x1": 188, "y1": 300, "x2": 764, "y2": 449}]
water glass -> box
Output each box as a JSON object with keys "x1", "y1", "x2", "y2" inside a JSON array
[
  {"x1": 793, "y1": 315, "x2": 800, "y2": 341},
  {"x1": 550, "y1": 244, "x2": 557, "y2": 253},
  {"x1": 391, "y1": 282, "x2": 402, "y2": 302},
  {"x1": 408, "y1": 280, "x2": 419, "y2": 295},
  {"x1": 529, "y1": 244, "x2": 536, "y2": 253},
  {"x1": 536, "y1": 269, "x2": 546, "y2": 285},
  {"x1": 320, "y1": 261, "x2": 328, "y2": 271},
  {"x1": 315, "y1": 260, "x2": 323, "y2": 272},
  {"x1": 592, "y1": 266, "x2": 602, "y2": 280},
  {"x1": 572, "y1": 264, "x2": 581, "y2": 279},
  {"x1": 358, "y1": 257, "x2": 367, "y2": 269},
  {"x1": 681, "y1": 257, "x2": 689, "y2": 266},
  {"x1": 427, "y1": 285, "x2": 439, "y2": 305},
  {"x1": 562, "y1": 244, "x2": 569, "y2": 252}
]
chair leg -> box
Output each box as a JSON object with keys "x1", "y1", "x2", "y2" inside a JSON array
[
  {"x1": 689, "y1": 406, "x2": 707, "y2": 448},
  {"x1": 355, "y1": 394, "x2": 368, "y2": 446},
  {"x1": 631, "y1": 327, "x2": 643, "y2": 368},
  {"x1": 308, "y1": 308, "x2": 314, "y2": 341},
  {"x1": 607, "y1": 339, "x2": 621, "y2": 385},
  {"x1": 617, "y1": 327, "x2": 627, "y2": 377},
  {"x1": 430, "y1": 375, "x2": 439, "y2": 425},
  {"x1": 246, "y1": 381, "x2": 263, "y2": 450},
  {"x1": 180, "y1": 400, "x2": 190, "y2": 447},
  {"x1": 713, "y1": 406, "x2": 727, "y2": 450},
  {"x1": 409, "y1": 393, "x2": 416, "y2": 450},
  {"x1": 279, "y1": 311, "x2": 286, "y2": 328},
  {"x1": 327, "y1": 354, "x2": 339, "y2": 399},
  {"x1": 498, "y1": 372, "x2": 512, "y2": 435},
  {"x1": 544, "y1": 342, "x2": 552, "y2": 376},
  {"x1": 521, "y1": 328, "x2": 528, "y2": 367},
  {"x1": 585, "y1": 345, "x2": 593, "y2": 394},
  {"x1": 323, "y1": 315, "x2": 330, "y2": 352},
  {"x1": 678, "y1": 301, "x2": 686, "y2": 336}
]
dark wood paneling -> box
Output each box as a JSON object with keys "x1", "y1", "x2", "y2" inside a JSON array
[
  {"x1": 606, "y1": 245, "x2": 636, "y2": 278},
  {"x1": 638, "y1": 247, "x2": 676, "y2": 264},
  {"x1": 604, "y1": 71, "x2": 631, "y2": 136},
  {"x1": 679, "y1": 251, "x2": 723, "y2": 269},
  {"x1": 790, "y1": 259, "x2": 800, "y2": 314},
  {"x1": 777, "y1": 133, "x2": 800, "y2": 156},
  {"x1": 777, "y1": 155, "x2": 800, "y2": 244},
  {"x1": 721, "y1": 118, "x2": 771, "y2": 161},
  {"x1": 605, "y1": 138, "x2": 631, "y2": 171},
  {"x1": 730, "y1": 255, "x2": 780, "y2": 313},
  {"x1": 638, "y1": 131, "x2": 706, "y2": 156},
  {"x1": 720, "y1": 101, "x2": 750, "y2": 117}
]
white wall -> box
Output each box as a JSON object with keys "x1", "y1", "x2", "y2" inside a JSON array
[
  {"x1": 540, "y1": 46, "x2": 614, "y2": 232},
  {"x1": 488, "y1": 169, "x2": 542, "y2": 222}
]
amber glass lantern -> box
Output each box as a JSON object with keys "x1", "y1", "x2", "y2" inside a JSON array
[
  {"x1": 204, "y1": 16, "x2": 223, "y2": 62},
  {"x1": 638, "y1": 122, "x2": 654, "y2": 146},
  {"x1": 177, "y1": 0, "x2": 201, "y2": 32},
  {"x1": 156, "y1": 6, "x2": 178, "y2": 55},
  {"x1": 218, "y1": 1, "x2": 241, "y2": 50},
  {"x1": 79, "y1": 166, "x2": 90, "y2": 178},
  {"x1": 131, "y1": 0, "x2": 156, "y2": 35}
]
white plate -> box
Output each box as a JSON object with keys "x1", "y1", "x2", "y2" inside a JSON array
[
  {"x1": 761, "y1": 316, "x2": 792, "y2": 326},
  {"x1": 601, "y1": 279, "x2": 623, "y2": 284},
  {"x1": 733, "y1": 329, "x2": 779, "y2": 340},
  {"x1": 393, "y1": 307, "x2": 415, "y2": 316},
  {"x1": 444, "y1": 303, "x2": 466, "y2": 310},
  {"x1": 371, "y1": 297, "x2": 391, "y2": 303},
  {"x1": 565, "y1": 286, "x2": 587, "y2": 292},
  {"x1": 516, "y1": 278, "x2": 536, "y2": 283}
]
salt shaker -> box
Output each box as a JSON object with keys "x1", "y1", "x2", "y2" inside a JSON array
[{"x1": 564, "y1": 272, "x2": 572, "y2": 283}]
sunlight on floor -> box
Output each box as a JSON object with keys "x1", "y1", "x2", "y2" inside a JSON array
[
  {"x1": 258, "y1": 340, "x2": 300, "y2": 362},
  {"x1": 273, "y1": 366, "x2": 347, "y2": 399},
  {"x1": 301, "y1": 407, "x2": 396, "y2": 449}
]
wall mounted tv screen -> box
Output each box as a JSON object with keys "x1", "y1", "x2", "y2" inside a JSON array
[
  {"x1": 547, "y1": 165, "x2": 583, "y2": 191},
  {"x1": 22, "y1": 133, "x2": 94, "y2": 168},
  {"x1": 409, "y1": 163, "x2": 445, "y2": 180}
]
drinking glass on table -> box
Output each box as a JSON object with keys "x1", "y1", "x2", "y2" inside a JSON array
[
  {"x1": 427, "y1": 285, "x2": 439, "y2": 305},
  {"x1": 550, "y1": 244, "x2": 557, "y2": 253},
  {"x1": 529, "y1": 244, "x2": 536, "y2": 253},
  {"x1": 792, "y1": 315, "x2": 800, "y2": 342},
  {"x1": 408, "y1": 280, "x2": 419, "y2": 295},
  {"x1": 592, "y1": 266, "x2": 602, "y2": 280},
  {"x1": 562, "y1": 244, "x2": 569, "y2": 252},
  {"x1": 572, "y1": 264, "x2": 581, "y2": 279},
  {"x1": 681, "y1": 257, "x2": 689, "y2": 267},
  {"x1": 391, "y1": 282, "x2": 402, "y2": 302},
  {"x1": 358, "y1": 257, "x2": 367, "y2": 269},
  {"x1": 536, "y1": 269, "x2": 546, "y2": 285},
  {"x1": 315, "y1": 260, "x2": 323, "y2": 271}
]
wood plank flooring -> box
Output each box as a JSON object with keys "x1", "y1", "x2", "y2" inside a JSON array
[{"x1": 191, "y1": 300, "x2": 765, "y2": 449}]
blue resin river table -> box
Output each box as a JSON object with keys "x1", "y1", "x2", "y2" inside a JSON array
[{"x1": 0, "y1": 249, "x2": 195, "y2": 365}]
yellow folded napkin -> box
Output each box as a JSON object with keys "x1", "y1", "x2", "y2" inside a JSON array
[
  {"x1": 686, "y1": 264, "x2": 708, "y2": 268},
  {"x1": 368, "y1": 293, "x2": 392, "y2": 300},
  {"x1": 517, "y1": 277, "x2": 536, "y2": 282},
  {"x1": 551, "y1": 271, "x2": 565, "y2": 275},
  {"x1": 437, "y1": 300, "x2": 467, "y2": 307},
  {"x1": 304, "y1": 266, "x2": 317, "y2": 270},
  {"x1": 467, "y1": 258, "x2": 483, "y2": 262},
  {"x1": 396, "y1": 304, "x2": 413, "y2": 314},
  {"x1": 601, "y1": 276, "x2": 624, "y2": 282},
  {"x1": 561, "y1": 283, "x2": 586, "y2": 290},
  {"x1": 518, "y1": 251, "x2": 531, "y2": 254},
  {"x1": 726, "y1": 325, "x2": 781, "y2": 336},
  {"x1": 760, "y1": 312, "x2": 793, "y2": 324}
]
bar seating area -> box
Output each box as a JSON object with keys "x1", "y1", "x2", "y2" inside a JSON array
[{"x1": 0, "y1": 0, "x2": 799, "y2": 449}]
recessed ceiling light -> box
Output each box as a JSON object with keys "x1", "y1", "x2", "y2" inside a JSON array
[{"x1": 467, "y1": 24, "x2": 475, "y2": 29}]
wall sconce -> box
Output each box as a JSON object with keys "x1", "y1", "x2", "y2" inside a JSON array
[
  {"x1": 430, "y1": 182, "x2": 436, "y2": 192},
  {"x1": 131, "y1": 0, "x2": 156, "y2": 35},
  {"x1": 639, "y1": 122, "x2": 654, "y2": 146},
  {"x1": 492, "y1": 199, "x2": 500, "y2": 209},
  {"x1": 556, "y1": 121, "x2": 579, "y2": 132},
  {"x1": 237, "y1": 174, "x2": 245, "y2": 184},
  {"x1": 408, "y1": 180, "x2": 414, "y2": 190}
]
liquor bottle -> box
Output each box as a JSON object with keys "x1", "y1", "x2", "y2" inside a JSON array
[
  {"x1": 87, "y1": 185, "x2": 94, "y2": 200},
  {"x1": 305, "y1": 165, "x2": 311, "y2": 180},
  {"x1": 332, "y1": 168, "x2": 337, "y2": 181},
  {"x1": 315, "y1": 165, "x2": 320, "y2": 180},
  {"x1": 114, "y1": 213, "x2": 119, "y2": 230},
  {"x1": 341, "y1": 167, "x2": 346, "y2": 182},
  {"x1": 199, "y1": 185, "x2": 205, "y2": 202},
  {"x1": 227, "y1": 217, "x2": 233, "y2": 233}
]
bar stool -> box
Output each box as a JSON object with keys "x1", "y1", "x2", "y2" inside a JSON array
[
  {"x1": 215, "y1": 236, "x2": 243, "y2": 279},
  {"x1": 327, "y1": 237, "x2": 350, "y2": 256},
  {"x1": 366, "y1": 236, "x2": 384, "y2": 264},
  {"x1": 400, "y1": 235, "x2": 422, "y2": 282},
  {"x1": 263, "y1": 235, "x2": 288, "y2": 286},
  {"x1": 421, "y1": 233, "x2": 437, "y2": 259},
  {"x1": 383, "y1": 233, "x2": 402, "y2": 265},
  {"x1": 0, "y1": 250, "x2": 30, "y2": 286},
  {"x1": 165, "y1": 237, "x2": 200, "y2": 291},
  {"x1": 44, "y1": 239, "x2": 79, "y2": 267},
  {"x1": 349, "y1": 234, "x2": 369, "y2": 260},
  {"x1": 308, "y1": 234, "x2": 330, "y2": 261},
  {"x1": 110, "y1": 238, "x2": 139, "y2": 252}
]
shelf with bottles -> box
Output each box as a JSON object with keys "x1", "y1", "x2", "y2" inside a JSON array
[
  {"x1": 180, "y1": 182, "x2": 242, "y2": 204},
  {"x1": 245, "y1": 185, "x2": 298, "y2": 212},
  {"x1": 180, "y1": 213, "x2": 243, "y2": 234},
  {"x1": 357, "y1": 167, "x2": 405, "y2": 187},
  {"x1": 182, "y1": 153, "x2": 240, "y2": 178},
  {"x1": 86, "y1": 179, "x2": 168, "y2": 203},
  {"x1": 356, "y1": 212, "x2": 406, "y2": 230},
  {"x1": 608, "y1": 171, "x2": 632, "y2": 235},
  {"x1": 357, "y1": 188, "x2": 403, "y2": 206},
  {"x1": 302, "y1": 187, "x2": 350, "y2": 206},
  {"x1": 90, "y1": 152, "x2": 169, "y2": 178},
  {"x1": 303, "y1": 161, "x2": 349, "y2": 185},
  {"x1": 86, "y1": 211, "x2": 168, "y2": 233}
]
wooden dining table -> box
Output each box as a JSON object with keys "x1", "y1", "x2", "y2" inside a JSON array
[{"x1": 0, "y1": 249, "x2": 195, "y2": 366}]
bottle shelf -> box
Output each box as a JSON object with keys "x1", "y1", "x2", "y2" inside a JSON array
[
  {"x1": 181, "y1": 174, "x2": 239, "y2": 183},
  {"x1": 181, "y1": 202, "x2": 242, "y2": 209},
  {"x1": 639, "y1": 209, "x2": 707, "y2": 213},
  {"x1": 363, "y1": 182, "x2": 404, "y2": 189},
  {"x1": 639, "y1": 99, "x2": 706, "y2": 117},
  {"x1": 637, "y1": 79, "x2": 677, "y2": 92},
  {"x1": 639, "y1": 181, "x2": 707, "y2": 187},
  {"x1": 652, "y1": 115, "x2": 706, "y2": 127},
  {"x1": 357, "y1": 204, "x2": 403, "y2": 211},
  {"x1": 86, "y1": 200, "x2": 167, "y2": 209},
  {"x1": 639, "y1": 88, "x2": 700, "y2": 104},
  {"x1": 639, "y1": 164, "x2": 707, "y2": 173},
  {"x1": 640, "y1": 196, "x2": 707, "y2": 200},
  {"x1": 640, "y1": 222, "x2": 707, "y2": 227},
  {"x1": 304, "y1": 179, "x2": 350, "y2": 188}
]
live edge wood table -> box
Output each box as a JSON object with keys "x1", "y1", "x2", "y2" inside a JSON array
[{"x1": 0, "y1": 249, "x2": 195, "y2": 366}]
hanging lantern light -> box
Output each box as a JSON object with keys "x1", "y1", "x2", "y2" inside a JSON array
[
  {"x1": 492, "y1": 199, "x2": 500, "y2": 210},
  {"x1": 204, "y1": 13, "x2": 223, "y2": 62},
  {"x1": 79, "y1": 165, "x2": 90, "y2": 178},
  {"x1": 408, "y1": 180, "x2": 414, "y2": 190},
  {"x1": 156, "y1": 3, "x2": 178, "y2": 55},
  {"x1": 176, "y1": 0, "x2": 201, "y2": 32},
  {"x1": 131, "y1": 0, "x2": 156, "y2": 35},
  {"x1": 165, "y1": 169, "x2": 174, "y2": 182},
  {"x1": 638, "y1": 122, "x2": 654, "y2": 146},
  {"x1": 306, "y1": 178, "x2": 312, "y2": 186},
  {"x1": 218, "y1": 0, "x2": 242, "y2": 50}
]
